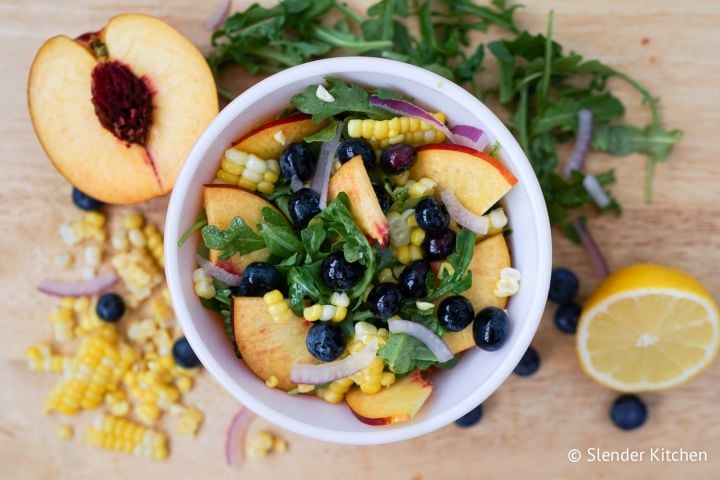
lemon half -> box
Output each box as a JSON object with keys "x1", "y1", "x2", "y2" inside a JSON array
[{"x1": 577, "y1": 264, "x2": 719, "y2": 392}]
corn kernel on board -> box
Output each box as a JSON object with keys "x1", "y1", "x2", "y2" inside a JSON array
[{"x1": 2, "y1": 1, "x2": 720, "y2": 479}]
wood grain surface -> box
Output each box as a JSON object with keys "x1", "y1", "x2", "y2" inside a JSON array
[{"x1": 1, "y1": 1, "x2": 719, "y2": 479}]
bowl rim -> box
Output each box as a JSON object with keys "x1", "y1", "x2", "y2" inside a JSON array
[{"x1": 165, "y1": 56, "x2": 552, "y2": 445}]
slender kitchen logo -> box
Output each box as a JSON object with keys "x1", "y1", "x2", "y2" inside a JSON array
[{"x1": 567, "y1": 448, "x2": 708, "y2": 463}]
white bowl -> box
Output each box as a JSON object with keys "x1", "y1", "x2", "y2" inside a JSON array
[{"x1": 165, "y1": 57, "x2": 551, "y2": 445}]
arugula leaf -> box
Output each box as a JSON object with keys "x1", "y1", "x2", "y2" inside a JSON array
[
  {"x1": 300, "y1": 218, "x2": 327, "y2": 263},
  {"x1": 425, "y1": 229, "x2": 476, "y2": 301},
  {"x1": 287, "y1": 261, "x2": 329, "y2": 315},
  {"x1": 290, "y1": 77, "x2": 393, "y2": 123},
  {"x1": 592, "y1": 124, "x2": 684, "y2": 160},
  {"x1": 379, "y1": 333, "x2": 458, "y2": 374},
  {"x1": 258, "y1": 207, "x2": 304, "y2": 258},
  {"x1": 398, "y1": 300, "x2": 446, "y2": 337},
  {"x1": 303, "y1": 120, "x2": 338, "y2": 142},
  {"x1": 201, "y1": 216, "x2": 265, "y2": 260}
]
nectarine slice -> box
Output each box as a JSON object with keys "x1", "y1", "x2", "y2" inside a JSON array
[
  {"x1": 204, "y1": 185, "x2": 279, "y2": 275},
  {"x1": 443, "y1": 233, "x2": 511, "y2": 354},
  {"x1": 232, "y1": 113, "x2": 328, "y2": 160},
  {"x1": 233, "y1": 297, "x2": 316, "y2": 391},
  {"x1": 328, "y1": 155, "x2": 389, "y2": 246},
  {"x1": 28, "y1": 14, "x2": 218, "y2": 204},
  {"x1": 346, "y1": 370, "x2": 433, "y2": 425},
  {"x1": 411, "y1": 144, "x2": 517, "y2": 216}
]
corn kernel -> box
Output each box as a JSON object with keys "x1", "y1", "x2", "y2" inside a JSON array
[
  {"x1": 273, "y1": 437, "x2": 288, "y2": 453},
  {"x1": 409, "y1": 244, "x2": 423, "y2": 261},
  {"x1": 128, "y1": 229, "x2": 146, "y2": 248},
  {"x1": 297, "y1": 384, "x2": 315, "y2": 393},
  {"x1": 263, "y1": 170, "x2": 279, "y2": 183},
  {"x1": 396, "y1": 245, "x2": 411, "y2": 265},
  {"x1": 319, "y1": 305, "x2": 336, "y2": 321},
  {"x1": 56, "y1": 425, "x2": 74, "y2": 440},
  {"x1": 268, "y1": 301, "x2": 289, "y2": 316},
  {"x1": 322, "y1": 390, "x2": 344, "y2": 404},
  {"x1": 355, "y1": 322, "x2": 378, "y2": 337},
  {"x1": 377, "y1": 268, "x2": 395, "y2": 283},
  {"x1": 416, "y1": 301, "x2": 434, "y2": 311},
  {"x1": 329, "y1": 291, "x2": 350, "y2": 308},
  {"x1": 54, "y1": 252, "x2": 74, "y2": 269},
  {"x1": 123, "y1": 212, "x2": 144, "y2": 230},
  {"x1": 111, "y1": 233, "x2": 129, "y2": 251},
  {"x1": 263, "y1": 289, "x2": 284, "y2": 305},
  {"x1": 216, "y1": 169, "x2": 239, "y2": 184},
  {"x1": 265, "y1": 375, "x2": 279, "y2": 388},
  {"x1": 331, "y1": 306, "x2": 347, "y2": 322},
  {"x1": 303, "y1": 304, "x2": 323, "y2": 322},
  {"x1": 373, "y1": 120, "x2": 389, "y2": 139},
  {"x1": 380, "y1": 371, "x2": 396, "y2": 386},
  {"x1": 406, "y1": 214, "x2": 418, "y2": 227},
  {"x1": 410, "y1": 228, "x2": 425, "y2": 246},
  {"x1": 225, "y1": 148, "x2": 248, "y2": 165},
  {"x1": 257, "y1": 181, "x2": 275, "y2": 195},
  {"x1": 236, "y1": 177, "x2": 257, "y2": 191},
  {"x1": 266, "y1": 159, "x2": 280, "y2": 174},
  {"x1": 246, "y1": 154, "x2": 268, "y2": 174},
  {"x1": 221, "y1": 157, "x2": 244, "y2": 175},
  {"x1": 360, "y1": 382, "x2": 381, "y2": 394},
  {"x1": 175, "y1": 376, "x2": 193, "y2": 393},
  {"x1": 361, "y1": 119, "x2": 375, "y2": 139},
  {"x1": 347, "y1": 119, "x2": 362, "y2": 138},
  {"x1": 390, "y1": 170, "x2": 410, "y2": 186},
  {"x1": 194, "y1": 281, "x2": 216, "y2": 299}
]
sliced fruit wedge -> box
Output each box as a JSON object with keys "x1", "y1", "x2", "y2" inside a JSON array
[
  {"x1": 232, "y1": 113, "x2": 328, "y2": 160},
  {"x1": 411, "y1": 144, "x2": 517, "y2": 216},
  {"x1": 232, "y1": 297, "x2": 317, "y2": 391},
  {"x1": 203, "y1": 185, "x2": 278, "y2": 274},
  {"x1": 346, "y1": 370, "x2": 432, "y2": 425},
  {"x1": 577, "y1": 263, "x2": 720, "y2": 392}
]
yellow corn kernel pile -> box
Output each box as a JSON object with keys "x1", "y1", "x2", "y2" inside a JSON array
[
  {"x1": 85, "y1": 415, "x2": 168, "y2": 460},
  {"x1": 192, "y1": 267, "x2": 216, "y2": 299},
  {"x1": 406, "y1": 177, "x2": 437, "y2": 198},
  {"x1": 246, "y1": 430, "x2": 288, "y2": 459},
  {"x1": 346, "y1": 323, "x2": 395, "y2": 395},
  {"x1": 111, "y1": 249, "x2": 162, "y2": 308},
  {"x1": 303, "y1": 292, "x2": 350, "y2": 323},
  {"x1": 26, "y1": 342, "x2": 70, "y2": 373},
  {"x1": 320, "y1": 377, "x2": 354, "y2": 404},
  {"x1": 263, "y1": 290, "x2": 293, "y2": 324},
  {"x1": 395, "y1": 244, "x2": 423, "y2": 266},
  {"x1": 216, "y1": 147, "x2": 280, "y2": 194},
  {"x1": 387, "y1": 209, "x2": 415, "y2": 248},
  {"x1": 347, "y1": 113, "x2": 446, "y2": 149}
]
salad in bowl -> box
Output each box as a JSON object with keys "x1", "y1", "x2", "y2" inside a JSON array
[{"x1": 182, "y1": 75, "x2": 522, "y2": 426}]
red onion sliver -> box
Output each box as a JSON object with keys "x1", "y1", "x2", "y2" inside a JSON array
[
  {"x1": 310, "y1": 121, "x2": 344, "y2": 209},
  {"x1": 290, "y1": 338, "x2": 378, "y2": 385},
  {"x1": 37, "y1": 270, "x2": 118, "y2": 297},
  {"x1": 205, "y1": 0, "x2": 231, "y2": 31},
  {"x1": 196, "y1": 254, "x2": 243, "y2": 287},
  {"x1": 388, "y1": 319, "x2": 454, "y2": 363},
  {"x1": 440, "y1": 190, "x2": 489, "y2": 234},
  {"x1": 290, "y1": 176, "x2": 305, "y2": 193},
  {"x1": 582, "y1": 174, "x2": 612, "y2": 209},
  {"x1": 570, "y1": 218, "x2": 610, "y2": 278},
  {"x1": 225, "y1": 407, "x2": 254, "y2": 467},
  {"x1": 564, "y1": 108, "x2": 594, "y2": 178}
]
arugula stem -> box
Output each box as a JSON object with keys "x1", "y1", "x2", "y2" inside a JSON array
[
  {"x1": 177, "y1": 217, "x2": 208, "y2": 248},
  {"x1": 609, "y1": 69, "x2": 660, "y2": 127},
  {"x1": 450, "y1": 1, "x2": 519, "y2": 34},
  {"x1": 216, "y1": 84, "x2": 238, "y2": 101},
  {"x1": 517, "y1": 84, "x2": 529, "y2": 153},
  {"x1": 311, "y1": 26, "x2": 393, "y2": 51},
  {"x1": 539, "y1": 10, "x2": 554, "y2": 108},
  {"x1": 245, "y1": 47, "x2": 299, "y2": 67},
  {"x1": 333, "y1": 1, "x2": 364, "y2": 24},
  {"x1": 645, "y1": 156, "x2": 655, "y2": 203},
  {"x1": 380, "y1": 0, "x2": 396, "y2": 41}
]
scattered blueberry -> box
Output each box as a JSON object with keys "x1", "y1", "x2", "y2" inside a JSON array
[
  {"x1": 548, "y1": 267, "x2": 579, "y2": 304},
  {"x1": 610, "y1": 394, "x2": 647, "y2": 431},
  {"x1": 379, "y1": 143, "x2": 416, "y2": 174},
  {"x1": 306, "y1": 323, "x2": 346, "y2": 362},
  {"x1": 554, "y1": 302, "x2": 581, "y2": 334},
  {"x1": 96, "y1": 293, "x2": 125, "y2": 323},
  {"x1": 455, "y1": 404, "x2": 483, "y2": 427},
  {"x1": 366, "y1": 283, "x2": 404, "y2": 318},
  {"x1": 337, "y1": 139, "x2": 376, "y2": 170},
  {"x1": 513, "y1": 346, "x2": 541, "y2": 377},
  {"x1": 415, "y1": 197, "x2": 450, "y2": 234},
  {"x1": 372, "y1": 183, "x2": 391, "y2": 213},
  {"x1": 288, "y1": 188, "x2": 321, "y2": 229},
  {"x1": 398, "y1": 260, "x2": 431, "y2": 298},
  {"x1": 422, "y1": 228, "x2": 456, "y2": 261},
  {"x1": 172, "y1": 337, "x2": 201, "y2": 368},
  {"x1": 72, "y1": 187, "x2": 102, "y2": 211},
  {"x1": 279, "y1": 143, "x2": 317, "y2": 182},
  {"x1": 473, "y1": 307, "x2": 509, "y2": 351},
  {"x1": 437, "y1": 295, "x2": 474, "y2": 332},
  {"x1": 321, "y1": 252, "x2": 364, "y2": 292},
  {"x1": 238, "y1": 262, "x2": 282, "y2": 297}
]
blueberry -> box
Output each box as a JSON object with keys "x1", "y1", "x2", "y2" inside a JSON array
[
  {"x1": 513, "y1": 346, "x2": 540, "y2": 377},
  {"x1": 455, "y1": 404, "x2": 483, "y2": 427},
  {"x1": 415, "y1": 197, "x2": 450, "y2": 234},
  {"x1": 366, "y1": 283, "x2": 403, "y2": 318},
  {"x1": 548, "y1": 267, "x2": 579, "y2": 304},
  {"x1": 279, "y1": 143, "x2": 317, "y2": 182},
  {"x1": 321, "y1": 252, "x2": 364, "y2": 292},
  {"x1": 422, "y1": 228, "x2": 456, "y2": 261},
  {"x1": 372, "y1": 183, "x2": 391, "y2": 213},
  {"x1": 96, "y1": 293, "x2": 125, "y2": 323},
  {"x1": 288, "y1": 188, "x2": 321, "y2": 229},
  {"x1": 238, "y1": 262, "x2": 282, "y2": 297},
  {"x1": 437, "y1": 295, "x2": 474, "y2": 332},
  {"x1": 172, "y1": 337, "x2": 201, "y2": 368},
  {"x1": 610, "y1": 394, "x2": 647, "y2": 431},
  {"x1": 306, "y1": 323, "x2": 345, "y2": 362},
  {"x1": 72, "y1": 187, "x2": 102, "y2": 211},
  {"x1": 380, "y1": 143, "x2": 417, "y2": 174},
  {"x1": 473, "y1": 307, "x2": 509, "y2": 351},
  {"x1": 397, "y1": 260, "x2": 431, "y2": 298},
  {"x1": 554, "y1": 302, "x2": 581, "y2": 334},
  {"x1": 337, "y1": 139, "x2": 376, "y2": 170}
]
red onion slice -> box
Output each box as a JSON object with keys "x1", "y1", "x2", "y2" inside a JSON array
[
  {"x1": 290, "y1": 338, "x2": 378, "y2": 385},
  {"x1": 38, "y1": 270, "x2": 118, "y2": 297},
  {"x1": 290, "y1": 176, "x2": 305, "y2": 193},
  {"x1": 196, "y1": 254, "x2": 243, "y2": 287},
  {"x1": 388, "y1": 319, "x2": 454, "y2": 363},
  {"x1": 225, "y1": 407, "x2": 254, "y2": 467},
  {"x1": 310, "y1": 121, "x2": 344, "y2": 209},
  {"x1": 205, "y1": 0, "x2": 231, "y2": 30},
  {"x1": 440, "y1": 190, "x2": 489, "y2": 234},
  {"x1": 571, "y1": 218, "x2": 610, "y2": 278},
  {"x1": 564, "y1": 108, "x2": 594, "y2": 178},
  {"x1": 368, "y1": 95, "x2": 487, "y2": 150},
  {"x1": 582, "y1": 174, "x2": 612, "y2": 209}
]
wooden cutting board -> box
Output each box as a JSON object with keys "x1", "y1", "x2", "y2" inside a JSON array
[{"x1": 1, "y1": 1, "x2": 718, "y2": 478}]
